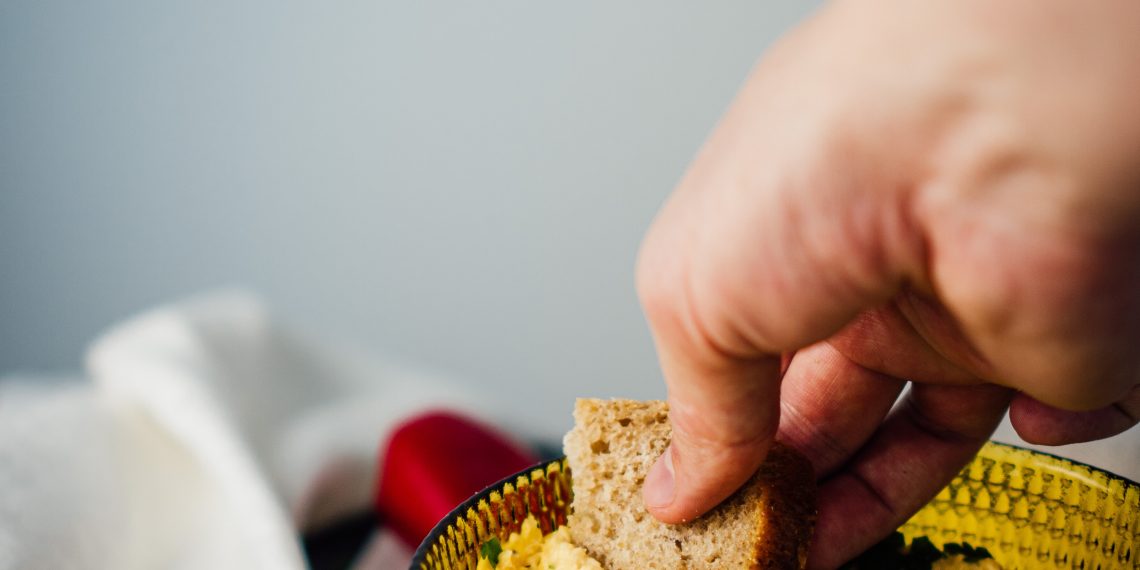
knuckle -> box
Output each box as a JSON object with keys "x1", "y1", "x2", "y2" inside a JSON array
[{"x1": 669, "y1": 398, "x2": 776, "y2": 453}]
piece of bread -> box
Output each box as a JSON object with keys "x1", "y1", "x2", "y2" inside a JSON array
[{"x1": 564, "y1": 398, "x2": 816, "y2": 570}]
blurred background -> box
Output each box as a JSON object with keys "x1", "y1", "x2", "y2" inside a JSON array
[{"x1": 0, "y1": 1, "x2": 820, "y2": 441}]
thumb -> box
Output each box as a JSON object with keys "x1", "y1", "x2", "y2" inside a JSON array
[
  {"x1": 636, "y1": 51, "x2": 927, "y2": 525},
  {"x1": 641, "y1": 338, "x2": 782, "y2": 524}
]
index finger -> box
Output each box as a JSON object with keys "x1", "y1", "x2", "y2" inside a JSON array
[{"x1": 636, "y1": 159, "x2": 923, "y2": 526}]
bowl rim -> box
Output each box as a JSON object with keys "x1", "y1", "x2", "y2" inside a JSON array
[
  {"x1": 984, "y1": 440, "x2": 1140, "y2": 487},
  {"x1": 408, "y1": 441, "x2": 1139, "y2": 568},
  {"x1": 409, "y1": 457, "x2": 567, "y2": 568}
]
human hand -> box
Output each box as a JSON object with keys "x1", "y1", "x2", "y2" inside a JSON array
[{"x1": 635, "y1": 1, "x2": 1140, "y2": 567}]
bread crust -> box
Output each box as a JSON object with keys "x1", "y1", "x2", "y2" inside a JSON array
[{"x1": 745, "y1": 443, "x2": 817, "y2": 570}]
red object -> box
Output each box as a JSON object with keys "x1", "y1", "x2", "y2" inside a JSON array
[{"x1": 375, "y1": 410, "x2": 539, "y2": 548}]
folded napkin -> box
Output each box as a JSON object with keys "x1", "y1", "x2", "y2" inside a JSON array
[{"x1": 0, "y1": 291, "x2": 490, "y2": 570}]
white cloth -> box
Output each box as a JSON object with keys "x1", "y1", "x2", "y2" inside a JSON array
[{"x1": 0, "y1": 291, "x2": 483, "y2": 570}]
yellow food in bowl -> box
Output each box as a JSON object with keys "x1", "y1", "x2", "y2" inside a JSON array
[{"x1": 476, "y1": 515, "x2": 602, "y2": 570}]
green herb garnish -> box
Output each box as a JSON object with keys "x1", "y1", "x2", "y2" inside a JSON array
[
  {"x1": 841, "y1": 532, "x2": 997, "y2": 569},
  {"x1": 908, "y1": 536, "x2": 942, "y2": 566},
  {"x1": 944, "y1": 542, "x2": 994, "y2": 563},
  {"x1": 480, "y1": 537, "x2": 503, "y2": 565}
]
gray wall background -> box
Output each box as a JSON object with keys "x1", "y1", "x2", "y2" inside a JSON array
[{"x1": 1, "y1": 1, "x2": 819, "y2": 438}]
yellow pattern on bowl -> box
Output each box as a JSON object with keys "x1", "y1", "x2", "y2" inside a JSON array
[
  {"x1": 410, "y1": 442, "x2": 1139, "y2": 569},
  {"x1": 899, "y1": 443, "x2": 1138, "y2": 569}
]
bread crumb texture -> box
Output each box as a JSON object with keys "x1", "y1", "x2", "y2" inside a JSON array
[{"x1": 564, "y1": 399, "x2": 816, "y2": 570}]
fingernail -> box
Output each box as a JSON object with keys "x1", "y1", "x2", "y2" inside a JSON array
[{"x1": 643, "y1": 445, "x2": 676, "y2": 509}]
